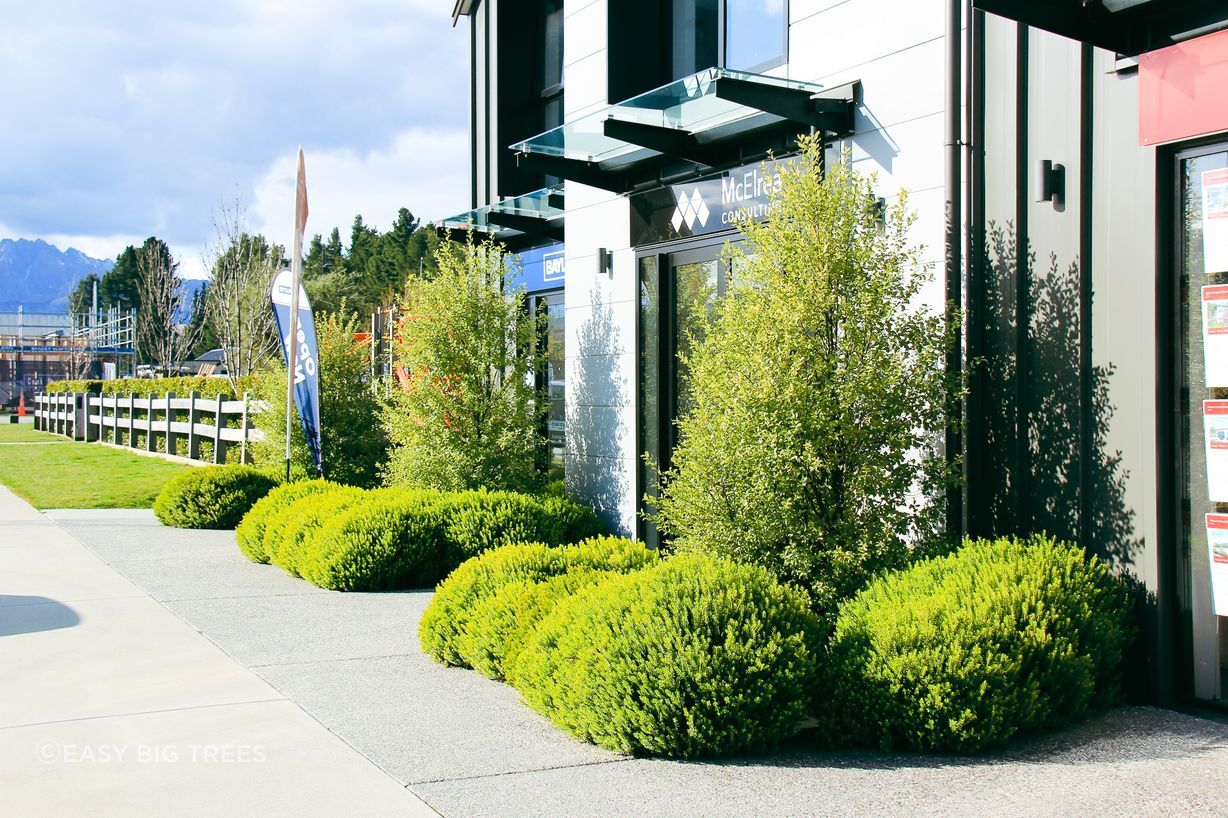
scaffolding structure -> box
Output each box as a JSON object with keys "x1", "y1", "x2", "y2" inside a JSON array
[{"x1": 0, "y1": 306, "x2": 137, "y2": 409}]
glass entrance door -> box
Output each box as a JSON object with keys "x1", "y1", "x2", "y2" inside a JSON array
[
  {"x1": 1177, "y1": 143, "x2": 1228, "y2": 703},
  {"x1": 638, "y1": 242, "x2": 729, "y2": 546}
]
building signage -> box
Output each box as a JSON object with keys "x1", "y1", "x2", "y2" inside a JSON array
[
  {"x1": 510, "y1": 243, "x2": 565, "y2": 293},
  {"x1": 629, "y1": 158, "x2": 794, "y2": 247},
  {"x1": 1204, "y1": 513, "x2": 1228, "y2": 616}
]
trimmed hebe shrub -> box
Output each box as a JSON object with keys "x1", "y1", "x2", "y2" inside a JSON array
[
  {"x1": 153, "y1": 465, "x2": 279, "y2": 529},
  {"x1": 436, "y1": 490, "x2": 603, "y2": 567},
  {"x1": 420, "y1": 543, "x2": 567, "y2": 666},
  {"x1": 235, "y1": 479, "x2": 340, "y2": 563},
  {"x1": 419, "y1": 536, "x2": 657, "y2": 666},
  {"x1": 823, "y1": 535, "x2": 1135, "y2": 753},
  {"x1": 268, "y1": 487, "x2": 366, "y2": 576},
  {"x1": 298, "y1": 488, "x2": 445, "y2": 591},
  {"x1": 506, "y1": 553, "x2": 824, "y2": 758},
  {"x1": 460, "y1": 571, "x2": 607, "y2": 680}
]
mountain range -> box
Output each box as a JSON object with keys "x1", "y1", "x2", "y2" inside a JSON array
[
  {"x1": 0, "y1": 238, "x2": 114, "y2": 312},
  {"x1": 0, "y1": 238, "x2": 206, "y2": 315}
]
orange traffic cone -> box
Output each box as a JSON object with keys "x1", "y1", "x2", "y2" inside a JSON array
[{"x1": 17, "y1": 392, "x2": 27, "y2": 417}]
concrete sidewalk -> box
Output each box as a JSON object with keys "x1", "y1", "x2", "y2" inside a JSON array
[
  {"x1": 0, "y1": 486, "x2": 435, "y2": 817},
  {"x1": 43, "y1": 506, "x2": 1228, "y2": 817}
]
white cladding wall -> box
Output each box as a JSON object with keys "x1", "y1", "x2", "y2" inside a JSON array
[{"x1": 562, "y1": 0, "x2": 953, "y2": 535}]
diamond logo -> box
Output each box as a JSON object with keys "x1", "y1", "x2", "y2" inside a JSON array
[{"x1": 671, "y1": 188, "x2": 711, "y2": 232}]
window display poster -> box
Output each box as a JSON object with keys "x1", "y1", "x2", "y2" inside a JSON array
[
  {"x1": 1204, "y1": 401, "x2": 1228, "y2": 501},
  {"x1": 1203, "y1": 168, "x2": 1228, "y2": 274},
  {"x1": 1202, "y1": 285, "x2": 1228, "y2": 386},
  {"x1": 1204, "y1": 514, "x2": 1228, "y2": 616}
]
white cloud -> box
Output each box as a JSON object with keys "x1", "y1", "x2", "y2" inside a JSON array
[{"x1": 249, "y1": 129, "x2": 469, "y2": 251}]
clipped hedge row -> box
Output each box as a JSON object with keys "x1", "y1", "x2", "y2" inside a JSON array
[
  {"x1": 46, "y1": 375, "x2": 260, "y2": 398},
  {"x1": 417, "y1": 534, "x2": 1134, "y2": 760},
  {"x1": 238, "y1": 484, "x2": 604, "y2": 592},
  {"x1": 419, "y1": 536, "x2": 659, "y2": 672},
  {"x1": 822, "y1": 534, "x2": 1134, "y2": 753},
  {"x1": 153, "y1": 465, "x2": 279, "y2": 529}
]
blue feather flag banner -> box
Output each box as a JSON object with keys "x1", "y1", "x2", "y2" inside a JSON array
[{"x1": 270, "y1": 269, "x2": 322, "y2": 472}]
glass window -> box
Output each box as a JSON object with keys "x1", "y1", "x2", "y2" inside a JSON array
[
  {"x1": 671, "y1": 0, "x2": 719, "y2": 80},
  {"x1": 725, "y1": 0, "x2": 787, "y2": 71},
  {"x1": 543, "y1": 0, "x2": 564, "y2": 92},
  {"x1": 1178, "y1": 146, "x2": 1228, "y2": 703}
]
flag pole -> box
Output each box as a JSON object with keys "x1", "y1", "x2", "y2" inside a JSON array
[{"x1": 286, "y1": 147, "x2": 307, "y2": 482}]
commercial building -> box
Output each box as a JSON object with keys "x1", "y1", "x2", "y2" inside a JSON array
[{"x1": 441, "y1": 0, "x2": 1228, "y2": 709}]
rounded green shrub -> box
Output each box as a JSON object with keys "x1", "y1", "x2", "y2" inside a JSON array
[
  {"x1": 419, "y1": 536, "x2": 657, "y2": 668},
  {"x1": 459, "y1": 571, "x2": 608, "y2": 680},
  {"x1": 235, "y1": 479, "x2": 340, "y2": 563},
  {"x1": 436, "y1": 490, "x2": 603, "y2": 567},
  {"x1": 268, "y1": 487, "x2": 365, "y2": 576},
  {"x1": 298, "y1": 489, "x2": 445, "y2": 591},
  {"x1": 507, "y1": 553, "x2": 824, "y2": 758},
  {"x1": 419, "y1": 542, "x2": 566, "y2": 666},
  {"x1": 823, "y1": 534, "x2": 1135, "y2": 754},
  {"x1": 153, "y1": 465, "x2": 279, "y2": 529}
]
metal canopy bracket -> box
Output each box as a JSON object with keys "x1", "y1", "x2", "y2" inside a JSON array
[
  {"x1": 712, "y1": 76, "x2": 855, "y2": 135},
  {"x1": 486, "y1": 212, "x2": 564, "y2": 242},
  {"x1": 515, "y1": 153, "x2": 629, "y2": 194},
  {"x1": 601, "y1": 119, "x2": 718, "y2": 166}
]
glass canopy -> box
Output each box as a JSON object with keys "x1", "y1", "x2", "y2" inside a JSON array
[
  {"x1": 510, "y1": 67, "x2": 833, "y2": 169},
  {"x1": 434, "y1": 186, "x2": 564, "y2": 238}
]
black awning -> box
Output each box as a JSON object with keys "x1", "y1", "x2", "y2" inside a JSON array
[{"x1": 973, "y1": 0, "x2": 1228, "y2": 55}]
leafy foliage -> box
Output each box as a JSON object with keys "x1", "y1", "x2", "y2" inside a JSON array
[
  {"x1": 267, "y1": 486, "x2": 366, "y2": 575},
  {"x1": 380, "y1": 235, "x2": 546, "y2": 493},
  {"x1": 235, "y1": 479, "x2": 340, "y2": 563},
  {"x1": 822, "y1": 535, "x2": 1135, "y2": 753},
  {"x1": 652, "y1": 136, "x2": 962, "y2": 616},
  {"x1": 153, "y1": 465, "x2": 279, "y2": 529},
  {"x1": 250, "y1": 309, "x2": 389, "y2": 487},
  {"x1": 46, "y1": 376, "x2": 260, "y2": 397},
  {"x1": 420, "y1": 536, "x2": 657, "y2": 670},
  {"x1": 507, "y1": 553, "x2": 825, "y2": 758}
]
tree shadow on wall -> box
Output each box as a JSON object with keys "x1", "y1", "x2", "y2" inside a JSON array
[
  {"x1": 974, "y1": 222, "x2": 1141, "y2": 568},
  {"x1": 567, "y1": 292, "x2": 630, "y2": 535}
]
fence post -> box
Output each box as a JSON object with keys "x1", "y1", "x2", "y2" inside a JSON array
[
  {"x1": 240, "y1": 392, "x2": 250, "y2": 465},
  {"x1": 88, "y1": 393, "x2": 99, "y2": 442},
  {"x1": 127, "y1": 392, "x2": 136, "y2": 448},
  {"x1": 188, "y1": 391, "x2": 201, "y2": 461},
  {"x1": 146, "y1": 393, "x2": 155, "y2": 452},
  {"x1": 110, "y1": 394, "x2": 120, "y2": 445},
  {"x1": 72, "y1": 392, "x2": 81, "y2": 440},
  {"x1": 212, "y1": 394, "x2": 225, "y2": 464},
  {"x1": 166, "y1": 391, "x2": 177, "y2": 458},
  {"x1": 33, "y1": 396, "x2": 40, "y2": 431}
]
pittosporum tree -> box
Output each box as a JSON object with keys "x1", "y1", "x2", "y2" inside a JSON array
[
  {"x1": 651, "y1": 135, "x2": 963, "y2": 616},
  {"x1": 380, "y1": 234, "x2": 545, "y2": 493}
]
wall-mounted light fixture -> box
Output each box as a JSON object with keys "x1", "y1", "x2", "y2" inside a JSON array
[
  {"x1": 1034, "y1": 159, "x2": 1065, "y2": 207},
  {"x1": 597, "y1": 247, "x2": 613, "y2": 278}
]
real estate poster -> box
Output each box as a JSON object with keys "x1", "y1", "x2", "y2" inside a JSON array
[
  {"x1": 1203, "y1": 514, "x2": 1228, "y2": 616},
  {"x1": 1201, "y1": 285, "x2": 1228, "y2": 386},
  {"x1": 1204, "y1": 401, "x2": 1228, "y2": 501},
  {"x1": 1203, "y1": 168, "x2": 1228, "y2": 274}
]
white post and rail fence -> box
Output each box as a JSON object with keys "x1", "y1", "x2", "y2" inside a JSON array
[{"x1": 32, "y1": 392, "x2": 265, "y2": 466}]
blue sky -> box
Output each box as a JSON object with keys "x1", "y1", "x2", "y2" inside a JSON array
[{"x1": 0, "y1": 0, "x2": 469, "y2": 276}]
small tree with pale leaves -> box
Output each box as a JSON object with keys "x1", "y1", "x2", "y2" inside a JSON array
[{"x1": 651, "y1": 135, "x2": 962, "y2": 616}]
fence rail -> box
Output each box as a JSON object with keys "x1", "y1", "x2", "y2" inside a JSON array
[{"x1": 33, "y1": 391, "x2": 263, "y2": 465}]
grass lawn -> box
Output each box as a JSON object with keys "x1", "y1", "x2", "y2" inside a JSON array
[
  {"x1": 0, "y1": 430, "x2": 191, "y2": 508},
  {"x1": 0, "y1": 420, "x2": 64, "y2": 443}
]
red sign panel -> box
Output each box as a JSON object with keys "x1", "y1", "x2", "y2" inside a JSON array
[{"x1": 1140, "y1": 28, "x2": 1228, "y2": 147}]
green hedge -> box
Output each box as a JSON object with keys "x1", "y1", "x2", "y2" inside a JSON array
[
  {"x1": 153, "y1": 465, "x2": 279, "y2": 529},
  {"x1": 236, "y1": 480, "x2": 342, "y2": 563},
  {"x1": 237, "y1": 485, "x2": 605, "y2": 592},
  {"x1": 419, "y1": 536, "x2": 658, "y2": 673},
  {"x1": 507, "y1": 553, "x2": 825, "y2": 758},
  {"x1": 46, "y1": 376, "x2": 260, "y2": 398},
  {"x1": 299, "y1": 488, "x2": 445, "y2": 591},
  {"x1": 268, "y1": 487, "x2": 366, "y2": 575},
  {"x1": 822, "y1": 535, "x2": 1135, "y2": 753}
]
